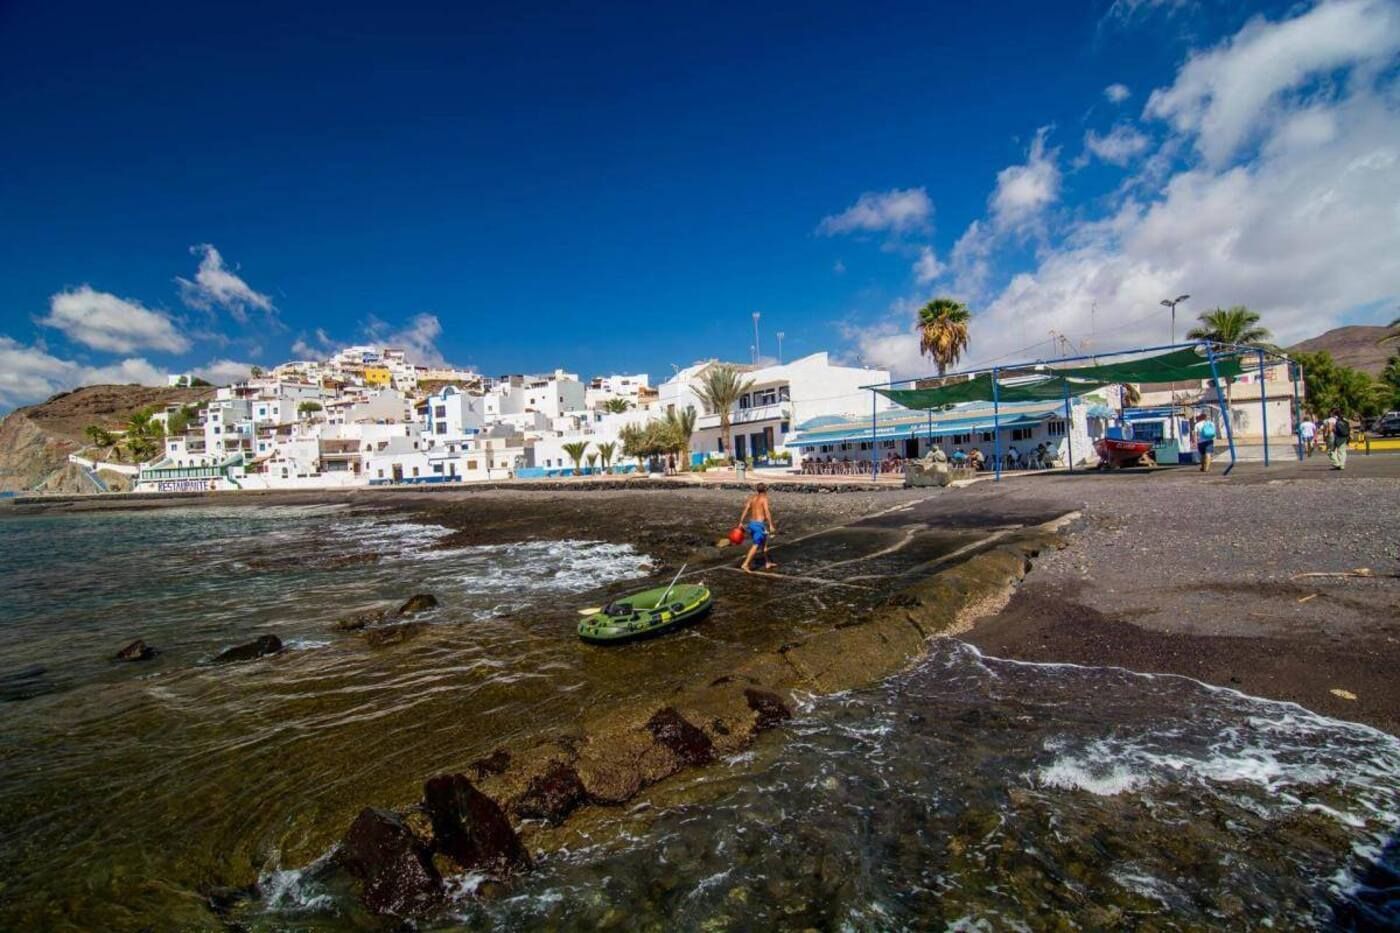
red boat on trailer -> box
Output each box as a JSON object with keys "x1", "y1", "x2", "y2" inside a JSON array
[{"x1": 1094, "y1": 435, "x2": 1155, "y2": 469}]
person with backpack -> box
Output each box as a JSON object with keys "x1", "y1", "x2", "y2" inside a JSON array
[
  {"x1": 1193, "y1": 412, "x2": 1218, "y2": 472},
  {"x1": 1327, "y1": 407, "x2": 1351, "y2": 470}
]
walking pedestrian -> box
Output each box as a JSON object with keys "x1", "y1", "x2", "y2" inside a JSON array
[
  {"x1": 1327, "y1": 408, "x2": 1350, "y2": 470},
  {"x1": 1299, "y1": 415, "x2": 1316, "y2": 456},
  {"x1": 1193, "y1": 412, "x2": 1217, "y2": 472}
]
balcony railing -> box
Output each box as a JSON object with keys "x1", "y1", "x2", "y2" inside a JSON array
[{"x1": 697, "y1": 402, "x2": 789, "y2": 430}]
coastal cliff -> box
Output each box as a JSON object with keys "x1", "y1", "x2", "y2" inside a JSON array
[{"x1": 0, "y1": 384, "x2": 213, "y2": 493}]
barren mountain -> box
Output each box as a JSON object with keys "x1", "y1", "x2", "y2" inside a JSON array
[
  {"x1": 0, "y1": 384, "x2": 213, "y2": 493},
  {"x1": 1288, "y1": 324, "x2": 1397, "y2": 376}
]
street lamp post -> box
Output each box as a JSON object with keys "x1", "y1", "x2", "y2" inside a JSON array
[
  {"x1": 776, "y1": 331, "x2": 785, "y2": 364},
  {"x1": 1160, "y1": 294, "x2": 1190, "y2": 344},
  {"x1": 752, "y1": 312, "x2": 761, "y2": 364}
]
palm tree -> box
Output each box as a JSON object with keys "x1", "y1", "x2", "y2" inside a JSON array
[
  {"x1": 1187, "y1": 306, "x2": 1272, "y2": 411},
  {"x1": 914, "y1": 297, "x2": 972, "y2": 376},
  {"x1": 122, "y1": 408, "x2": 164, "y2": 463},
  {"x1": 586, "y1": 452, "x2": 598, "y2": 473},
  {"x1": 695, "y1": 365, "x2": 753, "y2": 464},
  {"x1": 1185, "y1": 305, "x2": 1272, "y2": 347},
  {"x1": 601, "y1": 398, "x2": 631, "y2": 414},
  {"x1": 1120, "y1": 383, "x2": 1141, "y2": 407},
  {"x1": 561, "y1": 441, "x2": 590, "y2": 476},
  {"x1": 664, "y1": 405, "x2": 698, "y2": 471},
  {"x1": 596, "y1": 440, "x2": 617, "y2": 473}
]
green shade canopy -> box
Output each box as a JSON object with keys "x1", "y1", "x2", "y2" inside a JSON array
[{"x1": 875, "y1": 346, "x2": 1249, "y2": 411}]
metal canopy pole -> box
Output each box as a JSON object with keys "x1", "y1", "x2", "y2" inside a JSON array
[
  {"x1": 1062, "y1": 379, "x2": 1074, "y2": 473},
  {"x1": 870, "y1": 390, "x2": 878, "y2": 481},
  {"x1": 992, "y1": 369, "x2": 1002, "y2": 482},
  {"x1": 1291, "y1": 362, "x2": 1305, "y2": 461},
  {"x1": 1257, "y1": 349, "x2": 1270, "y2": 467},
  {"x1": 1205, "y1": 345, "x2": 1237, "y2": 475}
]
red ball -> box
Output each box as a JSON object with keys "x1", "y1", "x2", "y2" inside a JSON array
[{"x1": 727, "y1": 526, "x2": 745, "y2": 545}]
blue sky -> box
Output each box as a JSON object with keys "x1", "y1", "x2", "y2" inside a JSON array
[{"x1": 2, "y1": 0, "x2": 1398, "y2": 408}]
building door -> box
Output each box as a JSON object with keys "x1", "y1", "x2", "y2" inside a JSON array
[
  {"x1": 763, "y1": 426, "x2": 775, "y2": 457},
  {"x1": 392, "y1": 464, "x2": 403, "y2": 483},
  {"x1": 904, "y1": 438, "x2": 919, "y2": 458},
  {"x1": 735, "y1": 434, "x2": 747, "y2": 460}
]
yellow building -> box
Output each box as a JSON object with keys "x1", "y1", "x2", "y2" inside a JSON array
[{"x1": 363, "y1": 365, "x2": 392, "y2": 388}]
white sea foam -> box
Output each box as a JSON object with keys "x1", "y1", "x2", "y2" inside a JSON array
[{"x1": 1037, "y1": 758, "x2": 1149, "y2": 796}]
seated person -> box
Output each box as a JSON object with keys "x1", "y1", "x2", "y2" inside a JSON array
[
  {"x1": 951, "y1": 447, "x2": 968, "y2": 463},
  {"x1": 968, "y1": 447, "x2": 985, "y2": 470},
  {"x1": 1006, "y1": 444, "x2": 1020, "y2": 468},
  {"x1": 921, "y1": 445, "x2": 948, "y2": 464}
]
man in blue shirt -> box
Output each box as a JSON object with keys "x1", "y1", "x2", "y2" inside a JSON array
[{"x1": 1193, "y1": 412, "x2": 1218, "y2": 472}]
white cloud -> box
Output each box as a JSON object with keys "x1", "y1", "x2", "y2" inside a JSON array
[
  {"x1": 0, "y1": 336, "x2": 163, "y2": 409},
  {"x1": 990, "y1": 128, "x2": 1061, "y2": 229},
  {"x1": 40, "y1": 286, "x2": 189, "y2": 354},
  {"x1": 913, "y1": 246, "x2": 945, "y2": 284},
  {"x1": 365, "y1": 313, "x2": 447, "y2": 367},
  {"x1": 845, "y1": 1, "x2": 1400, "y2": 377},
  {"x1": 195, "y1": 359, "x2": 257, "y2": 386},
  {"x1": 176, "y1": 244, "x2": 275, "y2": 323},
  {"x1": 290, "y1": 327, "x2": 343, "y2": 360},
  {"x1": 818, "y1": 187, "x2": 933, "y2": 236},
  {"x1": 1104, "y1": 83, "x2": 1132, "y2": 103},
  {"x1": 1144, "y1": 0, "x2": 1400, "y2": 165},
  {"x1": 1084, "y1": 124, "x2": 1151, "y2": 166}
]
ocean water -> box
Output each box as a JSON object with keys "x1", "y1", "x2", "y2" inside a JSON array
[{"x1": 1, "y1": 507, "x2": 1396, "y2": 930}]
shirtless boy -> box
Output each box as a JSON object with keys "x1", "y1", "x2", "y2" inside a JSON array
[{"x1": 738, "y1": 483, "x2": 777, "y2": 573}]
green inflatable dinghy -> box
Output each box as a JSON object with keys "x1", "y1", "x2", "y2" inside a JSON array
[{"x1": 578, "y1": 582, "x2": 713, "y2": 644}]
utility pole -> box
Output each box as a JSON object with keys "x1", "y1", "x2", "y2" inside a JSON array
[
  {"x1": 776, "y1": 331, "x2": 785, "y2": 364},
  {"x1": 752, "y1": 312, "x2": 761, "y2": 364}
]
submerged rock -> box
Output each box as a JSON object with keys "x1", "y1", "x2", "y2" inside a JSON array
[
  {"x1": 744, "y1": 688, "x2": 793, "y2": 731},
  {"x1": 335, "y1": 610, "x2": 384, "y2": 632},
  {"x1": 511, "y1": 762, "x2": 589, "y2": 825},
  {"x1": 0, "y1": 664, "x2": 58, "y2": 702},
  {"x1": 338, "y1": 807, "x2": 443, "y2": 916},
  {"x1": 212, "y1": 635, "x2": 283, "y2": 664},
  {"x1": 114, "y1": 639, "x2": 158, "y2": 662},
  {"x1": 422, "y1": 773, "x2": 531, "y2": 875},
  {"x1": 397, "y1": 593, "x2": 439, "y2": 616},
  {"x1": 646, "y1": 707, "x2": 716, "y2": 766},
  {"x1": 470, "y1": 749, "x2": 511, "y2": 780},
  {"x1": 363, "y1": 622, "x2": 427, "y2": 648}
]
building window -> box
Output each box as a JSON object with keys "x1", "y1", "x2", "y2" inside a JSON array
[
  {"x1": 468, "y1": 460, "x2": 478, "y2": 470},
  {"x1": 951, "y1": 433, "x2": 971, "y2": 445},
  {"x1": 1012, "y1": 427, "x2": 1034, "y2": 441},
  {"x1": 780, "y1": 421, "x2": 790, "y2": 433},
  {"x1": 432, "y1": 463, "x2": 443, "y2": 474},
  {"x1": 434, "y1": 406, "x2": 446, "y2": 419},
  {"x1": 1047, "y1": 420, "x2": 1066, "y2": 437},
  {"x1": 778, "y1": 385, "x2": 790, "y2": 402},
  {"x1": 980, "y1": 432, "x2": 994, "y2": 443},
  {"x1": 436, "y1": 423, "x2": 447, "y2": 434},
  {"x1": 377, "y1": 469, "x2": 384, "y2": 478},
  {"x1": 739, "y1": 394, "x2": 751, "y2": 409},
  {"x1": 412, "y1": 466, "x2": 420, "y2": 477}
]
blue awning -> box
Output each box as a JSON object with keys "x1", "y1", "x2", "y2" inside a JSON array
[{"x1": 788, "y1": 412, "x2": 1052, "y2": 448}]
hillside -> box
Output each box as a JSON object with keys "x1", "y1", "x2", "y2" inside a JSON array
[
  {"x1": 1288, "y1": 324, "x2": 1397, "y2": 376},
  {"x1": 0, "y1": 384, "x2": 214, "y2": 493}
]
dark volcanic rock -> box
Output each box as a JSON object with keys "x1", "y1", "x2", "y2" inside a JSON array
[
  {"x1": 744, "y1": 688, "x2": 793, "y2": 731},
  {"x1": 319, "y1": 553, "x2": 382, "y2": 569},
  {"x1": 397, "y1": 593, "x2": 439, "y2": 616},
  {"x1": 338, "y1": 807, "x2": 443, "y2": 916},
  {"x1": 422, "y1": 773, "x2": 531, "y2": 875},
  {"x1": 646, "y1": 707, "x2": 715, "y2": 766},
  {"x1": 511, "y1": 762, "x2": 589, "y2": 825},
  {"x1": 363, "y1": 622, "x2": 427, "y2": 648},
  {"x1": 212, "y1": 635, "x2": 283, "y2": 664},
  {"x1": 470, "y1": 749, "x2": 511, "y2": 780},
  {"x1": 114, "y1": 639, "x2": 158, "y2": 662}
]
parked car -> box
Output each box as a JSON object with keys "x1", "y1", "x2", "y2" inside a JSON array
[{"x1": 1373, "y1": 413, "x2": 1400, "y2": 437}]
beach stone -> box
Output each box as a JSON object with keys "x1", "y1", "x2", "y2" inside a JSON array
[
  {"x1": 422, "y1": 773, "x2": 531, "y2": 875},
  {"x1": 646, "y1": 707, "x2": 715, "y2": 766},
  {"x1": 743, "y1": 688, "x2": 792, "y2": 731},
  {"x1": 363, "y1": 622, "x2": 428, "y2": 648},
  {"x1": 397, "y1": 593, "x2": 439, "y2": 616},
  {"x1": 511, "y1": 761, "x2": 589, "y2": 825},
  {"x1": 338, "y1": 807, "x2": 443, "y2": 916},
  {"x1": 114, "y1": 639, "x2": 158, "y2": 662},
  {"x1": 212, "y1": 635, "x2": 282, "y2": 664}
]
